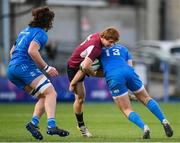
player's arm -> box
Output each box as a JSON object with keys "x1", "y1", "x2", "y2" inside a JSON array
[
  {"x1": 28, "y1": 41, "x2": 58, "y2": 77},
  {"x1": 69, "y1": 64, "x2": 104, "y2": 92},
  {"x1": 28, "y1": 41, "x2": 47, "y2": 68},
  {"x1": 128, "y1": 59, "x2": 133, "y2": 67},
  {"x1": 127, "y1": 58, "x2": 138, "y2": 101},
  {"x1": 126, "y1": 48, "x2": 133, "y2": 67},
  {"x1": 69, "y1": 70, "x2": 85, "y2": 92},
  {"x1": 9, "y1": 45, "x2": 15, "y2": 59},
  {"x1": 80, "y1": 57, "x2": 97, "y2": 76},
  {"x1": 69, "y1": 57, "x2": 96, "y2": 92},
  {"x1": 91, "y1": 69, "x2": 104, "y2": 77},
  {"x1": 69, "y1": 68, "x2": 104, "y2": 93},
  {"x1": 70, "y1": 57, "x2": 102, "y2": 92}
]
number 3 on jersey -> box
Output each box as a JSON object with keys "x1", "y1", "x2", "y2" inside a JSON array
[{"x1": 106, "y1": 48, "x2": 120, "y2": 56}]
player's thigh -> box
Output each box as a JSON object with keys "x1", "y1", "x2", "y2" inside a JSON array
[
  {"x1": 24, "y1": 85, "x2": 45, "y2": 98},
  {"x1": 30, "y1": 75, "x2": 56, "y2": 97},
  {"x1": 25, "y1": 85, "x2": 46, "y2": 104},
  {"x1": 74, "y1": 82, "x2": 85, "y2": 98},
  {"x1": 67, "y1": 65, "x2": 86, "y2": 98},
  {"x1": 114, "y1": 94, "x2": 132, "y2": 117},
  {"x1": 127, "y1": 70, "x2": 144, "y2": 93},
  {"x1": 7, "y1": 65, "x2": 26, "y2": 89},
  {"x1": 24, "y1": 85, "x2": 33, "y2": 93},
  {"x1": 134, "y1": 88, "x2": 151, "y2": 105},
  {"x1": 18, "y1": 64, "x2": 55, "y2": 96},
  {"x1": 30, "y1": 75, "x2": 45, "y2": 88},
  {"x1": 107, "y1": 77, "x2": 128, "y2": 98},
  {"x1": 9, "y1": 64, "x2": 44, "y2": 90}
]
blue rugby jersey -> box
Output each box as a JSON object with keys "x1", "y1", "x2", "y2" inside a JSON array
[
  {"x1": 9, "y1": 26, "x2": 48, "y2": 66},
  {"x1": 100, "y1": 43, "x2": 132, "y2": 79}
]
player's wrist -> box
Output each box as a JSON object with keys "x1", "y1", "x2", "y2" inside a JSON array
[{"x1": 44, "y1": 65, "x2": 51, "y2": 72}]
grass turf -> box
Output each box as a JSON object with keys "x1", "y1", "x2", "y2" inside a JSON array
[{"x1": 0, "y1": 102, "x2": 179, "y2": 142}]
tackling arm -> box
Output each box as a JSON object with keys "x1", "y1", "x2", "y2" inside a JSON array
[
  {"x1": 69, "y1": 70, "x2": 85, "y2": 91},
  {"x1": 80, "y1": 57, "x2": 97, "y2": 76},
  {"x1": 69, "y1": 57, "x2": 100, "y2": 92},
  {"x1": 128, "y1": 59, "x2": 133, "y2": 67},
  {"x1": 69, "y1": 67, "x2": 104, "y2": 92},
  {"x1": 94, "y1": 69, "x2": 104, "y2": 77},
  {"x1": 10, "y1": 45, "x2": 15, "y2": 59}
]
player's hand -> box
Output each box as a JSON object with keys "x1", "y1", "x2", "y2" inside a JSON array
[
  {"x1": 44, "y1": 65, "x2": 59, "y2": 77},
  {"x1": 91, "y1": 71, "x2": 97, "y2": 76},
  {"x1": 69, "y1": 83, "x2": 76, "y2": 93}
]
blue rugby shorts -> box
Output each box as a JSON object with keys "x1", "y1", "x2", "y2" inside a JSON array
[
  {"x1": 106, "y1": 68, "x2": 144, "y2": 98},
  {"x1": 7, "y1": 63, "x2": 43, "y2": 89}
]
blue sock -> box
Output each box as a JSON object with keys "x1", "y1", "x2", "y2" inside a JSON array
[
  {"x1": 31, "y1": 116, "x2": 39, "y2": 127},
  {"x1": 47, "y1": 118, "x2": 56, "y2": 128},
  {"x1": 146, "y1": 99, "x2": 165, "y2": 122},
  {"x1": 128, "y1": 112, "x2": 145, "y2": 130}
]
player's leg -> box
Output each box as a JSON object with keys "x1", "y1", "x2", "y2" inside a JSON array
[
  {"x1": 73, "y1": 82, "x2": 85, "y2": 114},
  {"x1": 134, "y1": 88, "x2": 165, "y2": 122},
  {"x1": 7, "y1": 65, "x2": 44, "y2": 140},
  {"x1": 113, "y1": 92, "x2": 150, "y2": 139},
  {"x1": 73, "y1": 82, "x2": 92, "y2": 137},
  {"x1": 128, "y1": 69, "x2": 167, "y2": 123},
  {"x1": 32, "y1": 97, "x2": 45, "y2": 123},
  {"x1": 22, "y1": 82, "x2": 45, "y2": 140},
  {"x1": 25, "y1": 86, "x2": 45, "y2": 140},
  {"x1": 29, "y1": 75, "x2": 69, "y2": 137},
  {"x1": 108, "y1": 72, "x2": 150, "y2": 139},
  {"x1": 24, "y1": 85, "x2": 45, "y2": 127},
  {"x1": 134, "y1": 88, "x2": 173, "y2": 137},
  {"x1": 67, "y1": 66, "x2": 91, "y2": 137},
  {"x1": 128, "y1": 69, "x2": 173, "y2": 137}
]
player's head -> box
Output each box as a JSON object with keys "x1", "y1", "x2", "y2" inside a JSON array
[
  {"x1": 100, "y1": 27, "x2": 120, "y2": 47},
  {"x1": 29, "y1": 6, "x2": 55, "y2": 31}
]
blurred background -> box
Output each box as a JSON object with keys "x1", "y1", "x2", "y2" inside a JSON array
[{"x1": 0, "y1": 0, "x2": 180, "y2": 103}]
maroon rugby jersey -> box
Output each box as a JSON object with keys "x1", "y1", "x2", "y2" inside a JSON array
[{"x1": 68, "y1": 33, "x2": 103, "y2": 68}]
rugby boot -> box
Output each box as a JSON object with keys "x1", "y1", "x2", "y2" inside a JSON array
[
  {"x1": 162, "y1": 119, "x2": 173, "y2": 137},
  {"x1": 26, "y1": 122, "x2": 43, "y2": 140},
  {"x1": 47, "y1": 126, "x2": 69, "y2": 137}
]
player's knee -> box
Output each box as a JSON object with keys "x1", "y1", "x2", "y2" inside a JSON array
[
  {"x1": 44, "y1": 86, "x2": 57, "y2": 97},
  {"x1": 76, "y1": 97, "x2": 84, "y2": 104},
  {"x1": 52, "y1": 90, "x2": 57, "y2": 98},
  {"x1": 135, "y1": 88, "x2": 150, "y2": 104},
  {"x1": 141, "y1": 93, "x2": 151, "y2": 104},
  {"x1": 124, "y1": 109, "x2": 133, "y2": 118}
]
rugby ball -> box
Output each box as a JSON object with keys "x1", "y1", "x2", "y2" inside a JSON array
[
  {"x1": 80, "y1": 59, "x2": 100, "y2": 71},
  {"x1": 92, "y1": 59, "x2": 100, "y2": 71}
]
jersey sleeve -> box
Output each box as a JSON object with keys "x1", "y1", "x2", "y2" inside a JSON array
[
  {"x1": 125, "y1": 48, "x2": 132, "y2": 61},
  {"x1": 33, "y1": 31, "x2": 48, "y2": 50},
  {"x1": 127, "y1": 50, "x2": 132, "y2": 60},
  {"x1": 87, "y1": 45, "x2": 101, "y2": 62}
]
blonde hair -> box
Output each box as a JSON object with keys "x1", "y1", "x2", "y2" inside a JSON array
[{"x1": 100, "y1": 27, "x2": 120, "y2": 42}]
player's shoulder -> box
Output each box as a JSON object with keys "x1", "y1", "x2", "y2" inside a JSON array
[
  {"x1": 28, "y1": 26, "x2": 47, "y2": 36},
  {"x1": 35, "y1": 28, "x2": 48, "y2": 41},
  {"x1": 91, "y1": 32, "x2": 99, "y2": 37},
  {"x1": 90, "y1": 33, "x2": 100, "y2": 41},
  {"x1": 114, "y1": 43, "x2": 129, "y2": 51},
  {"x1": 114, "y1": 43, "x2": 127, "y2": 48},
  {"x1": 82, "y1": 33, "x2": 101, "y2": 48},
  {"x1": 18, "y1": 26, "x2": 30, "y2": 35}
]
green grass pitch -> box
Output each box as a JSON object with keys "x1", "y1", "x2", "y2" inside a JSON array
[{"x1": 0, "y1": 102, "x2": 180, "y2": 142}]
